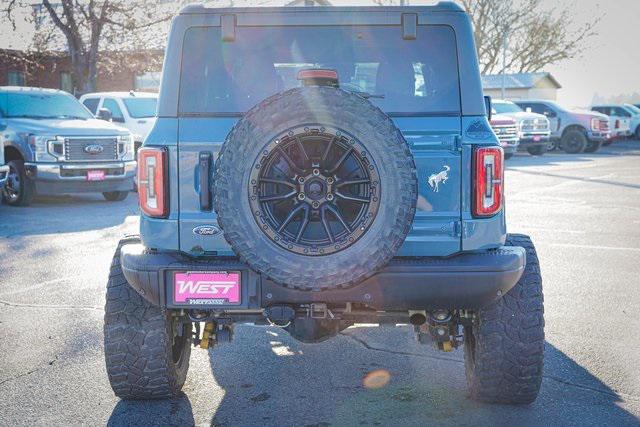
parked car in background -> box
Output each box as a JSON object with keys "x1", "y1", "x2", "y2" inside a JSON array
[
  {"x1": 623, "y1": 104, "x2": 640, "y2": 139},
  {"x1": 590, "y1": 104, "x2": 634, "y2": 140},
  {"x1": 492, "y1": 99, "x2": 549, "y2": 155},
  {"x1": 79, "y1": 91, "x2": 158, "y2": 152},
  {"x1": 490, "y1": 113, "x2": 519, "y2": 159},
  {"x1": 0, "y1": 140, "x2": 8, "y2": 191},
  {"x1": 0, "y1": 87, "x2": 136, "y2": 206},
  {"x1": 515, "y1": 100, "x2": 609, "y2": 154}
]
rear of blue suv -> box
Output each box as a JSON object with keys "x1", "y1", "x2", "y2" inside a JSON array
[{"x1": 104, "y1": 3, "x2": 544, "y2": 406}]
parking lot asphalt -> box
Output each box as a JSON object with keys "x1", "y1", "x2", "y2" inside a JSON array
[{"x1": 1, "y1": 141, "x2": 639, "y2": 426}]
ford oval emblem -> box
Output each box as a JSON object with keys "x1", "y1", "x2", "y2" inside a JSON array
[
  {"x1": 84, "y1": 144, "x2": 104, "y2": 154},
  {"x1": 193, "y1": 225, "x2": 221, "y2": 236}
]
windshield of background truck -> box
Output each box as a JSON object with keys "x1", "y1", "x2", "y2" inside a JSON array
[
  {"x1": 0, "y1": 92, "x2": 93, "y2": 119},
  {"x1": 492, "y1": 101, "x2": 524, "y2": 114},
  {"x1": 178, "y1": 25, "x2": 460, "y2": 115},
  {"x1": 123, "y1": 97, "x2": 158, "y2": 118}
]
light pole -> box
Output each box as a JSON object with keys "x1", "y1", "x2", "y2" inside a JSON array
[{"x1": 501, "y1": 28, "x2": 509, "y2": 100}]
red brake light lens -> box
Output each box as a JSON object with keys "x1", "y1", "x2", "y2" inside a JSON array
[
  {"x1": 138, "y1": 147, "x2": 168, "y2": 218},
  {"x1": 473, "y1": 147, "x2": 503, "y2": 217}
]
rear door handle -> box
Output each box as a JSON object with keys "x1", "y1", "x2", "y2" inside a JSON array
[{"x1": 198, "y1": 152, "x2": 212, "y2": 211}]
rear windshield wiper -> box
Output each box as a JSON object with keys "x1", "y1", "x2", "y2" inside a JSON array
[{"x1": 344, "y1": 90, "x2": 385, "y2": 99}]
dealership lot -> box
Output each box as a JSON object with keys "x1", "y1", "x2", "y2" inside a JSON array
[{"x1": 1, "y1": 141, "x2": 639, "y2": 426}]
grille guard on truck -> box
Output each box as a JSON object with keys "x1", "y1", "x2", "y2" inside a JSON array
[{"x1": 119, "y1": 243, "x2": 526, "y2": 312}]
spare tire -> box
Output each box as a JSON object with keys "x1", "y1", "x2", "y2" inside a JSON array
[{"x1": 213, "y1": 87, "x2": 417, "y2": 290}]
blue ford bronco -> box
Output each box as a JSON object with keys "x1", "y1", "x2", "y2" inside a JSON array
[{"x1": 104, "y1": 3, "x2": 544, "y2": 405}]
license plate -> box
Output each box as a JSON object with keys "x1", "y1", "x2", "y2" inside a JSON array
[
  {"x1": 533, "y1": 136, "x2": 541, "y2": 142},
  {"x1": 87, "y1": 170, "x2": 106, "y2": 181},
  {"x1": 174, "y1": 271, "x2": 241, "y2": 305}
]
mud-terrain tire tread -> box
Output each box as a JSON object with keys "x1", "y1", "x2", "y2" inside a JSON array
[
  {"x1": 102, "y1": 191, "x2": 129, "y2": 202},
  {"x1": 213, "y1": 87, "x2": 417, "y2": 291},
  {"x1": 464, "y1": 233, "x2": 544, "y2": 404},
  {"x1": 561, "y1": 130, "x2": 587, "y2": 154},
  {"x1": 103, "y1": 236, "x2": 190, "y2": 400},
  {"x1": 3, "y1": 160, "x2": 34, "y2": 206}
]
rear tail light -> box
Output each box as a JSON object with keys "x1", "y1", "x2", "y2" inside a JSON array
[
  {"x1": 138, "y1": 147, "x2": 168, "y2": 218},
  {"x1": 473, "y1": 147, "x2": 503, "y2": 217}
]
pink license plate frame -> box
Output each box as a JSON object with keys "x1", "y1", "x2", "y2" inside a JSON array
[
  {"x1": 86, "y1": 170, "x2": 106, "y2": 181},
  {"x1": 173, "y1": 271, "x2": 241, "y2": 305}
]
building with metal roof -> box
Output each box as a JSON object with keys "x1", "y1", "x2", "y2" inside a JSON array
[{"x1": 482, "y1": 72, "x2": 561, "y2": 101}]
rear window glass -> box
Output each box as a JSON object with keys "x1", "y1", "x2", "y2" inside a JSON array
[{"x1": 179, "y1": 25, "x2": 460, "y2": 115}]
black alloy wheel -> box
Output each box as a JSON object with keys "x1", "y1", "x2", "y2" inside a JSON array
[{"x1": 249, "y1": 125, "x2": 381, "y2": 256}]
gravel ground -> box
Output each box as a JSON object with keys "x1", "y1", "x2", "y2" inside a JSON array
[{"x1": 0, "y1": 141, "x2": 639, "y2": 426}]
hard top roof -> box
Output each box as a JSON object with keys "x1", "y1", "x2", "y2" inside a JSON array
[{"x1": 179, "y1": 2, "x2": 464, "y2": 15}]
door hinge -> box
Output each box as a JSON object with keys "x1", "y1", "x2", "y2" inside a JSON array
[
  {"x1": 452, "y1": 221, "x2": 463, "y2": 237},
  {"x1": 453, "y1": 135, "x2": 463, "y2": 152}
]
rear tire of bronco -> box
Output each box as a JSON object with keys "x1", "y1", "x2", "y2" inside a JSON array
[
  {"x1": 104, "y1": 237, "x2": 191, "y2": 400},
  {"x1": 103, "y1": 191, "x2": 129, "y2": 202},
  {"x1": 561, "y1": 130, "x2": 587, "y2": 154},
  {"x1": 526, "y1": 146, "x2": 546, "y2": 156},
  {"x1": 463, "y1": 234, "x2": 544, "y2": 404},
  {"x1": 584, "y1": 140, "x2": 603, "y2": 153},
  {"x1": 213, "y1": 87, "x2": 417, "y2": 290}
]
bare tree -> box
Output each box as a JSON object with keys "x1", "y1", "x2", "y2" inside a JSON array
[
  {"x1": 459, "y1": 0, "x2": 600, "y2": 74},
  {"x1": 2, "y1": 0, "x2": 186, "y2": 93}
]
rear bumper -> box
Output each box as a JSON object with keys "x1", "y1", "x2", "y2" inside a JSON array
[
  {"x1": 25, "y1": 161, "x2": 136, "y2": 194},
  {"x1": 120, "y1": 244, "x2": 526, "y2": 312},
  {"x1": 0, "y1": 165, "x2": 8, "y2": 188}
]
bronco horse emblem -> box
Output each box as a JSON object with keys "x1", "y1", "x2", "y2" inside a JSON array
[{"x1": 427, "y1": 165, "x2": 450, "y2": 192}]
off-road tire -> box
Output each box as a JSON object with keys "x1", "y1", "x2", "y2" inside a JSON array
[
  {"x1": 104, "y1": 237, "x2": 191, "y2": 399},
  {"x1": 213, "y1": 87, "x2": 417, "y2": 291},
  {"x1": 583, "y1": 140, "x2": 603, "y2": 153},
  {"x1": 526, "y1": 145, "x2": 546, "y2": 156},
  {"x1": 103, "y1": 191, "x2": 129, "y2": 202},
  {"x1": 561, "y1": 130, "x2": 587, "y2": 154},
  {"x1": 2, "y1": 160, "x2": 34, "y2": 206},
  {"x1": 464, "y1": 234, "x2": 544, "y2": 404}
]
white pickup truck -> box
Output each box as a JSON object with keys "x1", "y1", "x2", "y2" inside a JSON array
[{"x1": 590, "y1": 104, "x2": 635, "y2": 140}]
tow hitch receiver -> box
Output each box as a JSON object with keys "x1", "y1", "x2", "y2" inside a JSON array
[{"x1": 415, "y1": 310, "x2": 464, "y2": 352}]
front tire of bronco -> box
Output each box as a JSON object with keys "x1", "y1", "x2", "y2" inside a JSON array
[
  {"x1": 104, "y1": 237, "x2": 191, "y2": 400},
  {"x1": 463, "y1": 234, "x2": 544, "y2": 404}
]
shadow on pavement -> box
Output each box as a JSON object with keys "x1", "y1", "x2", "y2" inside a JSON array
[
  {"x1": 206, "y1": 325, "x2": 637, "y2": 426},
  {"x1": 107, "y1": 392, "x2": 195, "y2": 427},
  {"x1": 0, "y1": 193, "x2": 138, "y2": 237}
]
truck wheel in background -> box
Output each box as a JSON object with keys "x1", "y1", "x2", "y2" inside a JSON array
[
  {"x1": 104, "y1": 237, "x2": 191, "y2": 399},
  {"x1": 526, "y1": 146, "x2": 546, "y2": 156},
  {"x1": 635, "y1": 126, "x2": 640, "y2": 140},
  {"x1": 2, "y1": 160, "x2": 34, "y2": 207},
  {"x1": 546, "y1": 140, "x2": 558, "y2": 151},
  {"x1": 561, "y1": 130, "x2": 587, "y2": 154},
  {"x1": 504, "y1": 153, "x2": 514, "y2": 160},
  {"x1": 464, "y1": 234, "x2": 544, "y2": 404},
  {"x1": 103, "y1": 191, "x2": 129, "y2": 202},
  {"x1": 583, "y1": 140, "x2": 603, "y2": 153}
]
